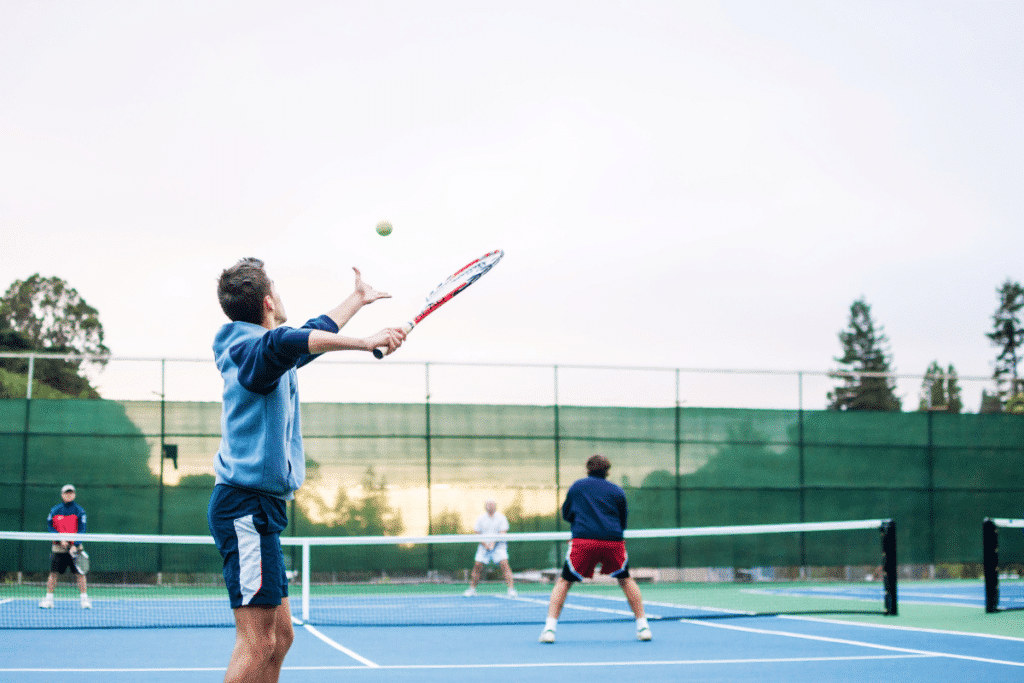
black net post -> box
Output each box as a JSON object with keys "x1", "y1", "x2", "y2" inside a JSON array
[
  {"x1": 881, "y1": 520, "x2": 897, "y2": 616},
  {"x1": 983, "y1": 518, "x2": 999, "y2": 613}
]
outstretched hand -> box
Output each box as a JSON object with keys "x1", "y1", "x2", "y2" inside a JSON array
[{"x1": 353, "y1": 267, "x2": 391, "y2": 305}]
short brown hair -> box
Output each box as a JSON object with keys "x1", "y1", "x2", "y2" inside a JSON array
[
  {"x1": 217, "y1": 258, "x2": 271, "y2": 324},
  {"x1": 586, "y1": 454, "x2": 611, "y2": 478}
]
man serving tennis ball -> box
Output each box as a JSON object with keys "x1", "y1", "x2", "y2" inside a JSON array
[{"x1": 209, "y1": 258, "x2": 406, "y2": 683}]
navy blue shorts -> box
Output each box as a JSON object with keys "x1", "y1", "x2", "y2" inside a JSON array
[
  {"x1": 49, "y1": 550, "x2": 81, "y2": 575},
  {"x1": 208, "y1": 484, "x2": 289, "y2": 609}
]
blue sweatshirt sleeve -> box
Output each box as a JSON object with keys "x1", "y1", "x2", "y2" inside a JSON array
[
  {"x1": 232, "y1": 316, "x2": 339, "y2": 394},
  {"x1": 562, "y1": 484, "x2": 576, "y2": 524},
  {"x1": 294, "y1": 315, "x2": 341, "y2": 369}
]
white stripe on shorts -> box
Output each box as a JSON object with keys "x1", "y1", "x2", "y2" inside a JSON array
[{"x1": 233, "y1": 514, "x2": 262, "y2": 606}]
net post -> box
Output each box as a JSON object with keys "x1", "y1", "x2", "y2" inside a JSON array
[
  {"x1": 881, "y1": 520, "x2": 897, "y2": 616},
  {"x1": 983, "y1": 518, "x2": 999, "y2": 613},
  {"x1": 302, "y1": 542, "x2": 311, "y2": 623}
]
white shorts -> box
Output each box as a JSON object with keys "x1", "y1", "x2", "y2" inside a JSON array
[{"x1": 474, "y1": 544, "x2": 509, "y2": 565}]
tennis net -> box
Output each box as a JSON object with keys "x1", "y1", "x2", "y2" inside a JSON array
[
  {"x1": 983, "y1": 518, "x2": 1024, "y2": 612},
  {"x1": 0, "y1": 519, "x2": 896, "y2": 628}
]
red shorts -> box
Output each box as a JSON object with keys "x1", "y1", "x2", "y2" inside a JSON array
[{"x1": 563, "y1": 538, "x2": 629, "y2": 582}]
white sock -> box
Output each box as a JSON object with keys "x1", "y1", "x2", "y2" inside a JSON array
[
  {"x1": 80, "y1": 593, "x2": 88, "y2": 600},
  {"x1": 636, "y1": 616, "x2": 649, "y2": 630},
  {"x1": 545, "y1": 616, "x2": 558, "y2": 631},
  {"x1": 45, "y1": 593, "x2": 54, "y2": 599}
]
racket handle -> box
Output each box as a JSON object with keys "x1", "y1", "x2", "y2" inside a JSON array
[{"x1": 372, "y1": 322, "x2": 415, "y2": 359}]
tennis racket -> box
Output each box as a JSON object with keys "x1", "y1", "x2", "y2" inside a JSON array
[
  {"x1": 70, "y1": 545, "x2": 89, "y2": 574},
  {"x1": 373, "y1": 249, "x2": 504, "y2": 359}
]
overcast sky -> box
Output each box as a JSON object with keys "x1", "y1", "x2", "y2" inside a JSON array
[{"x1": 1, "y1": 1, "x2": 1021, "y2": 409}]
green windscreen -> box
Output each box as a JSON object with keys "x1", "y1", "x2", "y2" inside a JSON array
[{"x1": 1, "y1": 399, "x2": 1022, "y2": 572}]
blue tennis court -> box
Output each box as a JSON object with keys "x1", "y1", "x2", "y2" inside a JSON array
[
  {"x1": 3, "y1": 591, "x2": 1023, "y2": 683},
  {"x1": 759, "y1": 579, "x2": 1024, "y2": 611}
]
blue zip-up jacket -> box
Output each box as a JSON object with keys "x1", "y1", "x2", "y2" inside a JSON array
[
  {"x1": 48, "y1": 501, "x2": 87, "y2": 538},
  {"x1": 212, "y1": 315, "x2": 339, "y2": 500},
  {"x1": 561, "y1": 474, "x2": 628, "y2": 541}
]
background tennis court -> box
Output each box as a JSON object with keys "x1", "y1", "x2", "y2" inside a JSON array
[
  {"x1": 3, "y1": 359, "x2": 1023, "y2": 682},
  {"x1": 3, "y1": 581, "x2": 1023, "y2": 682},
  {"x1": 2, "y1": 360, "x2": 1021, "y2": 574}
]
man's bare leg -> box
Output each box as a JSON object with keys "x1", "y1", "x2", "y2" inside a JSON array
[
  {"x1": 618, "y1": 577, "x2": 651, "y2": 640},
  {"x1": 499, "y1": 559, "x2": 516, "y2": 593},
  {"x1": 618, "y1": 577, "x2": 645, "y2": 618},
  {"x1": 539, "y1": 576, "x2": 573, "y2": 642},
  {"x1": 547, "y1": 576, "x2": 572, "y2": 619},
  {"x1": 224, "y1": 599, "x2": 294, "y2": 683}
]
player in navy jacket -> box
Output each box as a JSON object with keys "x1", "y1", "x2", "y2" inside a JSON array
[
  {"x1": 208, "y1": 258, "x2": 406, "y2": 683},
  {"x1": 38, "y1": 484, "x2": 90, "y2": 609},
  {"x1": 561, "y1": 470, "x2": 628, "y2": 541},
  {"x1": 540, "y1": 455, "x2": 651, "y2": 643}
]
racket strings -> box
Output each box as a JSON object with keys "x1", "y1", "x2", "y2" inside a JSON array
[{"x1": 425, "y1": 251, "x2": 502, "y2": 306}]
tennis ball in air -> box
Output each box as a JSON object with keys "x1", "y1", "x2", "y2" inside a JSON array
[{"x1": 376, "y1": 220, "x2": 393, "y2": 236}]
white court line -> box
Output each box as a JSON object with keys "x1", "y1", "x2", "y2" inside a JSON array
[
  {"x1": 679, "y1": 617, "x2": 1024, "y2": 668},
  {"x1": 506, "y1": 594, "x2": 644, "y2": 618},
  {"x1": 2, "y1": 668, "x2": 227, "y2": 673},
  {"x1": 780, "y1": 614, "x2": 1024, "y2": 643},
  {"x1": 292, "y1": 616, "x2": 379, "y2": 668},
  {"x1": 555, "y1": 592, "x2": 756, "y2": 618},
  {"x1": 0, "y1": 655, "x2": 933, "y2": 673},
  {"x1": 283, "y1": 655, "x2": 932, "y2": 669}
]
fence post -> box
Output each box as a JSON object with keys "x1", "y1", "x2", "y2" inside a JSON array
[
  {"x1": 675, "y1": 368, "x2": 682, "y2": 567},
  {"x1": 302, "y1": 541, "x2": 311, "y2": 622},
  {"x1": 17, "y1": 355, "x2": 34, "y2": 573},
  {"x1": 424, "y1": 363, "x2": 433, "y2": 569}
]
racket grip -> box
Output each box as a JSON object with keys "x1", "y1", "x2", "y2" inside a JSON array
[{"x1": 372, "y1": 322, "x2": 415, "y2": 359}]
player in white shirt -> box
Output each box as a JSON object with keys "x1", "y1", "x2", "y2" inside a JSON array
[{"x1": 463, "y1": 500, "x2": 517, "y2": 597}]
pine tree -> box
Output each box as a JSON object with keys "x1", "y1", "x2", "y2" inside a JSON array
[
  {"x1": 917, "y1": 361, "x2": 963, "y2": 413},
  {"x1": 828, "y1": 298, "x2": 901, "y2": 411},
  {"x1": 945, "y1": 364, "x2": 964, "y2": 414},
  {"x1": 986, "y1": 279, "x2": 1024, "y2": 409}
]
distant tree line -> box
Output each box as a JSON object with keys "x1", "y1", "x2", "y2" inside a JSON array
[
  {"x1": 2, "y1": 272, "x2": 1022, "y2": 409},
  {"x1": 827, "y1": 278, "x2": 1023, "y2": 413}
]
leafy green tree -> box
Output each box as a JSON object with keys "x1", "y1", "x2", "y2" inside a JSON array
[
  {"x1": 295, "y1": 463, "x2": 403, "y2": 536},
  {"x1": 827, "y1": 298, "x2": 901, "y2": 411},
  {"x1": 430, "y1": 509, "x2": 464, "y2": 534},
  {"x1": 505, "y1": 489, "x2": 558, "y2": 533},
  {"x1": 917, "y1": 362, "x2": 963, "y2": 413},
  {"x1": 0, "y1": 275, "x2": 109, "y2": 397},
  {"x1": 986, "y1": 279, "x2": 1024, "y2": 409},
  {"x1": 979, "y1": 389, "x2": 1003, "y2": 414},
  {"x1": 347, "y1": 466, "x2": 403, "y2": 536}
]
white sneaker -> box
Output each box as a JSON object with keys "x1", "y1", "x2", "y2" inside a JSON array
[
  {"x1": 539, "y1": 629, "x2": 556, "y2": 643},
  {"x1": 80, "y1": 597, "x2": 92, "y2": 609},
  {"x1": 38, "y1": 597, "x2": 54, "y2": 609},
  {"x1": 637, "y1": 626, "x2": 652, "y2": 641},
  {"x1": 507, "y1": 588, "x2": 518, "y2": 598},
  {"x1": 463, "y1": 587, "x2": 476, "y2": 597}
]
